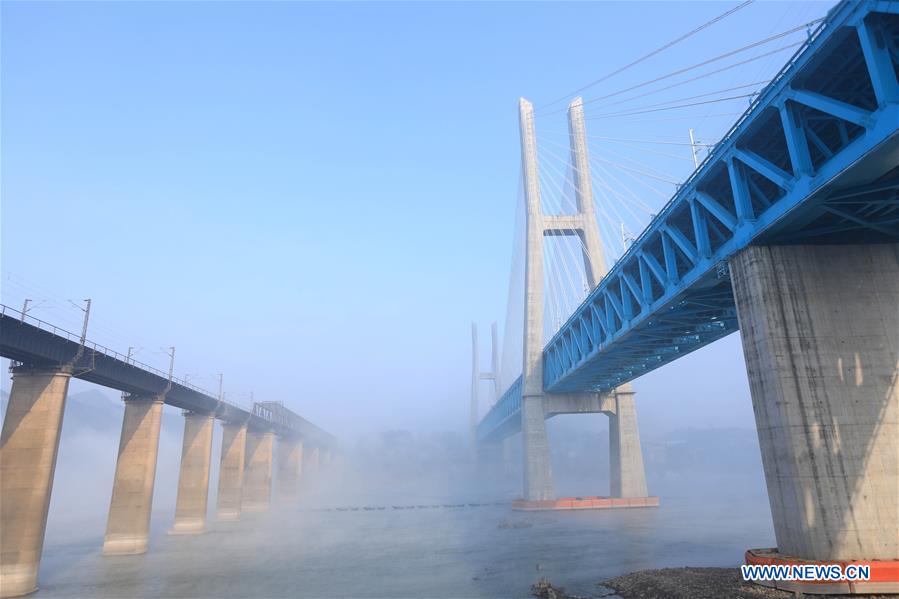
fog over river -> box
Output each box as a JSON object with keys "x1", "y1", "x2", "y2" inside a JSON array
[{"x1": 6, "y1": 387, "x2": 775, "y2": 599}]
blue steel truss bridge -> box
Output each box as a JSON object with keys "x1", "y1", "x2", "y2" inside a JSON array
[{"x1": 478, "y1": 0, "x2": 899, "y2": 443}]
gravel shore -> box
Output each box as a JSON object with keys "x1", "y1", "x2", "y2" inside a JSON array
[
  {"x1": 532, "y1": 567, "x2": 896, "y2": 599},
  {"x1": 599, "y1": 567, "x2": 793, "y2": 598}
]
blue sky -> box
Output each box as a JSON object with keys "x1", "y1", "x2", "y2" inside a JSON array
[{"x1": 1, "y1": 1, "x2": 834, "y2": 438}]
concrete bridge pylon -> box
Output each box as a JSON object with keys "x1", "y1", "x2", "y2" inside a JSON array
[{"x1": 513, "y1": 97, "x2": 650, "y2": 502}]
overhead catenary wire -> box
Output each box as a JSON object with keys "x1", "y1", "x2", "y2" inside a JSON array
[
  {"x1": 594, "y1": 79, "x2": 773, "y2": 113},
  {"x1": 586, "y1": 92, "x2": 759, "y2": 120},
  {"x1": 575, "y1": 43, "x2": 799, "y2": 115},
  {"x1": 537, "y1": 0, "x2": 757, "y2": 111},
  {"x1": 580, "y1": 135, "x2": 715, "y2": 148},
  {"x1": 696, "y1": 0, "x2": 817, "y2": 131},
  {"x1": 539, "y1": 21, "x2": 818, "y2": 118},
  {"x1": 593, "y1": 111, "x2": 744, "y2": 124},
  {"x1": 595, "y1": 140, "x2": 695, "y2": 162}
]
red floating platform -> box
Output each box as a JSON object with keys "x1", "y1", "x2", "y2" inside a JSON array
[
  {"x1": 511, "y1": 495, "x2": 660, "y2": 511},
  {"x1": 745, "y1": 548, "x2": 899, "y2": 595}
]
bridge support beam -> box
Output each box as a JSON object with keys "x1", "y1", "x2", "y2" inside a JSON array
[
  {"x1": 0, "y1": 367, "x2": 70, "y2": 599},
  {"x1": 730, "y1": 243, "x2": 898, "y2": 564},
  {"x1": 102, "y1": 394, "x2": 164, "y2": 555},
  {"x1": 216, "y1": 421, "x2": 247, "y2": 521},
  {"x1": 171, "y1": 412, "x2": 214, "y2": 534},
  {"x1": 276, "y1": 437, "x2": 302, "y2": 501},
  {"x1": 605, "y1": 386, "x2": 648, "y2": 498},
  {"x1": 242, "y1": 430, "x2": 274, "y2": 512}
]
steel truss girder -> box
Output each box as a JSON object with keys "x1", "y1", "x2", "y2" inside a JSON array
[{"x1": 478, "y1": 0, "x2": 899, "y2": 442}]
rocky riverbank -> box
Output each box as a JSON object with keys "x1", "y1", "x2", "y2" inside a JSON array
[{"x1": 532, "y1": 567, "x2": 895, "y2": 599}]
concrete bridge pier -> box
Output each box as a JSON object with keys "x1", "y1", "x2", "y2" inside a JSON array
[
  {"x1": 730, "y1": 244, "x2": 898, "y2": 575},
  {"x1": 242, "y1": 430, "x2": 274, "y2": 512},
  {"x1": 102, "y1": 394, "x2": 164, "y2": 555},
  {"x1": 603, "y1": 385, "x2": 648, "y2": 498},
  {"x1": 521, "y1": 396, "x2": 555, "y2": 501},
  {"x1": 0, "y1": 366, "x2": 70, "y2": 598},
  {"x1": 276, "y1": 437, "x2": 302, "y2": 501},
  {"x1": 170, "y1": 411, "x2": 214, "y2": 534},
  {"x1": 303, "y1": 445, "x2": 320, "y2": 478},
  {"x1": 216, "y1": 421, "x2": 247, "y2": 521}
]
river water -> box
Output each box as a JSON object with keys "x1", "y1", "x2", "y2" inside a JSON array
[{"x1": 36, "y1": 468, "x2": 774, "y2": 599}]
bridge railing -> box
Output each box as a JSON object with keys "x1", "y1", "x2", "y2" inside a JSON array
[
  {"x1": 0, "y1": 303, "x2": 249, "y2": 411},
  {"x1": 0, "y1": 303, "x2": 334, "y2": 434}
]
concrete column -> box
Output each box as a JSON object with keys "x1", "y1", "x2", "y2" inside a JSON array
[
  {"x1": 215, "y1": 421, "x2": 247, "y2": 521},
  {"x1": 567, "y1": 97, "x2": 607, "y2": 288},
  {"x1": 102, "y1": 394, "x2": 164, "y2": 555},
  {"x1": 606, "y1": 385, "x2": 649, "y2": 498},
  {"x1": 303, "y1": 445, "x2": 320, "y2": 476},
  {"x1": 471, "y1": 322, "x2": 480, "y2": 441},
  {"x1": 242, "y1": 430, "x2": 274, "y2": 512},
  {"x1": 0, "y1": 367, "x2": 70, "y2": 598},
  {"x1": 171, "y1": 411, "x2": 214, "y2": 534},
  {"x1": 519, "y1": 97, "x2": 555, "y2": 501},
  {"x1": 275, "y1": 437, "x2": 302, "y2": 501},
  {"x1": 730, "y1": 243, "x2": 898, "y2": 561}
]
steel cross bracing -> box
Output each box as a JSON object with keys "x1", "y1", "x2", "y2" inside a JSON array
[
  {"x1": 479, "y1": 0, "x2": 899, "y2": 442},
  {"x1": 0, "y1": 304, "x2": 335, "y2": 448}
]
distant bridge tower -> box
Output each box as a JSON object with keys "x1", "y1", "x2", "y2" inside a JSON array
[
  {"x1": 470, "y1": 322, "x2": 500, "y2": 442},
  {"x1": 517, "y1": 97, "x2": 648, "y2": 501}
]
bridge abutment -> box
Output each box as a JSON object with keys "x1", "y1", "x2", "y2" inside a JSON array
[
  {"x1": 0, "y1": 367, "x2": 70, "y2": 598},
  {"x1": 730, "y1": 243, "x2": 898, "y2": 565},
  {"x1": 102, "y1": 394, "x2": 164, "y2": 555},
  {"x1": 242, "y1": 430, "x2": 274, "y2": 512},
  {"x1": 170, "y1": 411, "x2": 214, "y2": 534},
  {"x1": 216, "y1": 421, "x2": 247, "y2": 521},
  {"x1": 276, "y1": 437, "x2": 302, "y2": 501}
]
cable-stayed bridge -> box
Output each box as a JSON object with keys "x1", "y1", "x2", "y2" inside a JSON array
[{"x1": 472, "y1": 0, "x2": 897, "y2": 590}]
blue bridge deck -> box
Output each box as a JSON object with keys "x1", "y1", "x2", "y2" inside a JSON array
[{"x1": 480, "y1": 0, "x2": 899, "y2": 441}]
